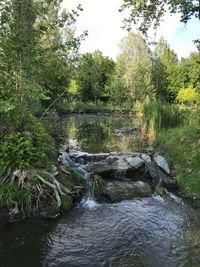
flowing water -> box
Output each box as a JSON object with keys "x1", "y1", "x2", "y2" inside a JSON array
[{"x1": 1, "y1": 114, "x2": 200, "y2": 267}]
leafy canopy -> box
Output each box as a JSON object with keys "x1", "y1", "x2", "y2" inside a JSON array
[{"x1": 120, "y1": 0, "x2": 200, "y2": 37}]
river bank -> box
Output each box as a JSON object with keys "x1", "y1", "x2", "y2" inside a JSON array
[
  {"x1": 0, "y1": 113, "x2": 199, "y2": 224},
  {"x1": 155, "y1": 125, "x2": 200, "y2": 200}
]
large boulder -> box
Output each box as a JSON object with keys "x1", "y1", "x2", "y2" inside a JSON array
[
  {"x1": 95, "y1": 181, "x2": 152, "y2": 203},
  {"x1": 86, "y1": 155, "x2": 145, "y2": 180}
]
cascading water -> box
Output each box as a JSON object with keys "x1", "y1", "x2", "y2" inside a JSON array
[{"x1": 80, "y1": 172, "x2": 100, "y2": 209}]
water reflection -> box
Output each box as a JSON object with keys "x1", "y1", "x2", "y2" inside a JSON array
[{"x1": 62, "y1": 114, "x2": 143, "y2": 153}]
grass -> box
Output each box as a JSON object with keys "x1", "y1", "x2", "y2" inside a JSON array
[
  {"x1": 155, "y1": 125, "x2": 200, "y2": 198},
  {"x1": 139, "y1": 99, "x2": 190, "y2": 142}
]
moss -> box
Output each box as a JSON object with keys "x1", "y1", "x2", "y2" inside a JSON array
[
  {"x1": 61, "y1": 195, "x2": 73, "y2": 211},
  {"x1": 70, "y1": 169, "x2": 83, "y2": 185},
  {"x1": 155, "y1": 125, "x2": 200, "y2": 198}
]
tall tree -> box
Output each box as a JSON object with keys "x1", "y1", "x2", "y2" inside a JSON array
[
  {"x1": 180, "y1": 52, "x2": 200, "y2": 90},
  {"x1": 112, "y1": 32, "x2": 153, "y2": 103},
  {"x1": 77, "y1": 50, "x2": 115, "y2": 102},
  {"x1": 152, "y1": 38, "x2": 180, "y2": 102},
  {"x1": 36, "y1": 1, "x2": 87, "y2": 107},
  {"x1": 0, "y1": 0, "x2": 40, "y2": 128}
]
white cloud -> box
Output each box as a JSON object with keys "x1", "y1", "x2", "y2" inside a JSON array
[{"x1": 63, "y1": 0, "x2": 199, "y2": 59}]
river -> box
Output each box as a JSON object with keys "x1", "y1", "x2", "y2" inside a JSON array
[{"x1": 1, "y1": 114, "x2": 200, "y2": 267}]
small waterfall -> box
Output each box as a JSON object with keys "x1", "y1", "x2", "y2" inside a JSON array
[{"x1": 80, "y1": 172, "x2": 100, "y2": 209}]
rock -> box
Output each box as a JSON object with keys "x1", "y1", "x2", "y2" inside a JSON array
[
  {"x1": 146, "y1": 162, "x2": 178, "y2": 191},
  {"x1": 69, "y1": 151, "x2": 109, "y2": 164},
  {"x1": 109, "y1": 152, "x2": 141, "y2": 158},
  {"x1": 95, "y1": 181, "x2": 152, "y2": 202},
  {"x1": 126, "y1": 156, "x2": 144, "y2": 169},
  {"x1": 86, "y1": 155, "x2": 145, "y2": 180},
  {"x1": 153, "y1": 154, "x2": 170, "y2": 175},
  {"x1": 141, "y1": 154, "x2": 151, "y2": 164}
]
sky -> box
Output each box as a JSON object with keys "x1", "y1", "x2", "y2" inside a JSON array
[{"x1": 63, "y1": 0, "x2": 200, "y2": 60}]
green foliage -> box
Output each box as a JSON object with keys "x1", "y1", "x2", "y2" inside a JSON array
[
  {"x1": 0, "y1": 184, "x2": 18, "y2": 208},
  {"x1": 156, "y1": 125, "x2": 200, "y2": 197},
  {"x1": 177, "y1": 85, "x2": 200, "y2": 104},
  {"x1": 179, "y1": 52, "x2": 200, "y2": 89},
  {"x1": 59, "y1": 100, "x2": 133, "y2": 113},
  {"x1": 112, "y1": 32, "x2": 153, "y2": 103},
  {"x1": 152, "y1": 38, "x2": 180, "y2": 103},
  {"x1": 60, "y1": 195, "x2": 73, "y2": 211},
  {"x1": 120, "y1": 0, "x2": 200, "y2": 36},
  {"x1": 77, "y1": 50, "x2": 115, "y2": 102},
  {"x1": 0, "y1": 183, "x2": 34, "y2": 213},
  {"x1": 0, "y1": 101, "x2": 15, "y2": 113},
  {"x1": 140, "y1": 99, "x2": 189, "y2": 141},
  {"x1": 0, "y1": 119, "x2": 56, "y2": 172},
  {"x1": 68, "y1": 79, "x2": 78, "y2": 97}
]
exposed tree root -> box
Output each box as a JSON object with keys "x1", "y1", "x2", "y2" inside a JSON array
[{"x1": 1, "y1": 165, "x2": 84, "y2": 221}]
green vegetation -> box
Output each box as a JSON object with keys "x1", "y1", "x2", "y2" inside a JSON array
[
  {"x1": 120, "y1": 0, "x2": 200, "y2": 40},
  {"x1": 0, "y1": 0, "x2": 200, "y2": 220},
  {"x1": 0, "y1": 0, "x2": 86, "y2": 220},
  {"x1": 155, "y1": 125, "x2": 200, "y2": 198},
  {"x1": 138, "y1": 99, "x2": 190, "y2": 142},
  {"x1": 138, "y1": 99, "x2": 200, "y2": 198}
]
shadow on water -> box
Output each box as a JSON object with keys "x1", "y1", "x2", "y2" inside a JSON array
[{"x1": 1, "y1": 115, "x2": 200, "y2": 267}]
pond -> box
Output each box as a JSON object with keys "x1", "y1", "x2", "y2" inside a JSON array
[
  {"x1": 59, "y1": 114, "x2": 143, "y2": 153},
  {"x1": 1, "y1": 114, "x2": 200, "y2": 267}
]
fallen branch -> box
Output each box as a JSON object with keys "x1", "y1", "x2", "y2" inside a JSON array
[{"x1": 39, "y1": 89, "x2": 66, "y2": 120}]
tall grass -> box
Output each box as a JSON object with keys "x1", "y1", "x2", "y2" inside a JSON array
[{"x1": 140, "y1": 99, "x2": 191, "y2": 142}]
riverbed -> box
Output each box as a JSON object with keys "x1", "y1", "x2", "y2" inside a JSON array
[{"x1": 1, "y1": 115, "x2": 200, "y2": 267}]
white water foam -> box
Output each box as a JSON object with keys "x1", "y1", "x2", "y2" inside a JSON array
[{"x1": 80, "y1": 196, "x2": 100, "y2": 209}]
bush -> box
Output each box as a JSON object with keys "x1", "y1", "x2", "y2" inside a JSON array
[{"x1": 0, "y1": 119, "x2": 56, "y2": 172}]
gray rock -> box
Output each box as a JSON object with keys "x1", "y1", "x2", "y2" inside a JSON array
[
  {"x1": 153, "y1": 154, "x2": 170, "y2": 175},
  {"x1": 146, "y1": 162, "x2": 178, "y2": 191},
  {"x1": 86, "y1": 156, "x2": 145, "y2": 180},
  {"x1": 96, "y1": 181, "x2": 152, "y2": 202},
  {"x1": 126, "y1": 156, "x2": 144, "y2": 169},
  {"x1": 141, "y1": 154, "x2": 151, "y2": 164},
  {"x1": 89, "y1": 157, "x2": 128, "y2": 172}
]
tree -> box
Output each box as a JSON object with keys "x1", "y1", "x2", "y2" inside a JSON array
[
  {"x1": 35, "y1": 1, "x2": 87, "y2": 107},
  {"x1": 0, "y1": 0, "x2": 86, "y2": 127},
  {"x1": 77, "y1": 50, "x2": 115, "y2": 102},
  {"x1": 179, "y1": 52, "x2": 200, "y2": 90},
  {"x1": 0, "y1": 0, "x2": 41, "y2": 128},
  {"x1": 111, "y1": 32, "x2": 153, "y2": 103},
  {"x1": 0, "y1": 0, "x2": 86, "y2": 218},
  {"x1": 120, "y1": 0, "x2": 200, "y2": 37},
  {"x1": 152, "y1": 38, "x2": 181, "y2": 102}
]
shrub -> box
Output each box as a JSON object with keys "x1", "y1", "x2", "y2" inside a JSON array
[{"x1": 0, "y1": 120, "x2": 56, "y2": 172}]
